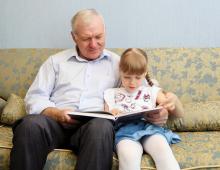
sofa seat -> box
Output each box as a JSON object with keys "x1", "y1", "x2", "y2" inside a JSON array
[{"x1": 1, "y1": 125, "x2": 220, "y2": 170}]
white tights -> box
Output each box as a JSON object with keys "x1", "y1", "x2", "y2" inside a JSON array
[{"x1": 116, "y1": 134, "x2": 180, "y2": 170}]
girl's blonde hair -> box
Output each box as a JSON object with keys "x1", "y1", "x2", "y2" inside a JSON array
[{"x1": 120, "y1": 48, "x2": 153, "y2": 86}]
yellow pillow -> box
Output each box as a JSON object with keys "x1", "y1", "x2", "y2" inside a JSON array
[
  {"x1": 167, "y1": 101, "x2": 220, "y2": 132},
  {"x1": 0, "y1": 98, "x2": 7, "y2": 115},
  {"x1": 1, "y1": 93, "x2": 27, "y2": 125}
]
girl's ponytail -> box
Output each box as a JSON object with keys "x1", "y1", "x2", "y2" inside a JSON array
[{"x1": 146, "y1": 72, "x2": 154, "y2": 86}]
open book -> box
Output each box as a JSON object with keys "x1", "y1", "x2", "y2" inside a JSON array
[{"x1": 68, "y1": 107, "x2": 163, "y2": 124}]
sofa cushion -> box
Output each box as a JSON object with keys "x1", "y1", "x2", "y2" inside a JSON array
[
  {"x1": 1, "y1": 94, "x2": 26, "y2": 125},
  {"x1": 0, "y1": 98, "x2": 7, "y2": 116},
  {"x1": 167, "y1": 100, "x2": 220, "y2": 132}
]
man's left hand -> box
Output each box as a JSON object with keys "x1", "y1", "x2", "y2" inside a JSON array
[{"x1": 145, "y1": 108, "x2": 169, "y2": 126}]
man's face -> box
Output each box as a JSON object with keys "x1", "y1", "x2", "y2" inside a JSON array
[{"x1": 72, "y1": 16, "x2": 105, "y2": 60}]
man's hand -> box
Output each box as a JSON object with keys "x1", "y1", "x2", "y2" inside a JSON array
[
  {"x1": 145, "y1": 92, "x2": 184, "y2": 126},
  {"x1": 160, "y1": 92, "x2": 184, "y2": 118},
  {"x1": 41, "y1": 107, "x2": 80, "y2": 124},
  {"x1": 145, "y1": 108, "x2": 168, "y2": 126},
  {"x1": 159, "y1": 92, "x2": 176, "y2": 112}
]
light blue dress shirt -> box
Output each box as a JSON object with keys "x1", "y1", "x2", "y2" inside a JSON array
[{"x1": 25, "y1": 48, "x2": 120, "y2": 114}]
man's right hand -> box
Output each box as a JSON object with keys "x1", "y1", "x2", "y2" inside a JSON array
[{"x1": 41, "y1": 107, "x2": 79, "y2": 124}]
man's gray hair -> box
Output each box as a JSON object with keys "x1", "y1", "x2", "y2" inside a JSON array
[{"x1": 71, "y1": 9, "x2": 105, "y2": 34}]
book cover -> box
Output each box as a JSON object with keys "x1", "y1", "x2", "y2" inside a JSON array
[{"x1": 68, "y1": 107, "x2": 163, "y2": 123}]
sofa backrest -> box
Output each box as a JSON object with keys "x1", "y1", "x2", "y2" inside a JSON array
[
  {"x1": 0, "y1": 48, "x2": 220, "y2": 103},
  {"x1": 0, "y1": 49, "x2": 62, "y2": 99}
]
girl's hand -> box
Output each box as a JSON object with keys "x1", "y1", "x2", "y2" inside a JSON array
[{"x1": 110, "y1": 109, "x2": 123, "y2": 116}]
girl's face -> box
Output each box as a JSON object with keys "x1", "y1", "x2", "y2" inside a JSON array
[{"x1": 120, "y1": 72, "x2": 146, "y2": 93}]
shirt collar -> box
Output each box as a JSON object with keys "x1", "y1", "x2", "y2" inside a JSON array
[{"x1": 68, "y1": 46, "x2": 110, "y2": 62}]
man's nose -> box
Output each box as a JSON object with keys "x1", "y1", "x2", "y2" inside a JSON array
[{"x1": 89, "y1": 38, "x2": 97, "y2": 48}]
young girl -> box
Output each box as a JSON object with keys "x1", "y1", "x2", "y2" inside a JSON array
[{"x1": 104, "y1": 48, "x2": 181, "y2": 170}]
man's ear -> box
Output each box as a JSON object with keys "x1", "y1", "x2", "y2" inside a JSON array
[{"x1": 71, "y1": 31, "x2": 76, "y2": 43}]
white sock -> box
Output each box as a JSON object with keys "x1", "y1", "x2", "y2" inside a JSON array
[
  {"x1": 142, "y1": 134, "x2": 180, "y2": 170},
  {"x1": 116, "y1": 139, "x2": 143, "y2": 170}
]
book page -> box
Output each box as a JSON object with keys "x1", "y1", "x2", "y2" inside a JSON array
[{"x1": 68, "y1": 111, "x2": 115, "y2": 120}]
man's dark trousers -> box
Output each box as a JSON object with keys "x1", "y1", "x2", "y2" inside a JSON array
[{"x1": 10, "y1": 114, "x2": 114, "y2": 170}]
